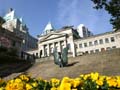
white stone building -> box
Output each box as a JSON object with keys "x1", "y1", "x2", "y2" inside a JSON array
[
  {"x1": 75, "y1": 31, "x2": 120, "y2": 55},
  {"x1": 36, "y1": 23, "x2": 80, "y2": 57},
  {"x1": 27, "y1": 22, "x2": 120, "y2": 58},
  {"x1": 77, "y1": 24, "x2": 93, "y2": 38},
  {"x1": 27, "y1": 23, "x2": 79, "y2": 57}
]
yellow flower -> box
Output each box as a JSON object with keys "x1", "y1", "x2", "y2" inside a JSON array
[
  {"x1": 99, "y1": 76, "x2": 105, "y2": 81},
  {"x1": 80, "y1": 74, "x2": 84, "y2": 78},
  {"x1": 32, "y1": 82, "x2": 38, "y2": 87},
  {"x1": 83, "y1": 74, "x2": 89, "y2": 80},
  {"x1": 5, "y1": 79, "x2": 25, "y2": 90},
  {"x1": 72, "y1": 78, "x2": 81, "y2": 88},
  {"x1": 0, "y1": 87, "x2": 4, "y2": 90},
  {"x1": 60, "y1": 82, "x2": 71, "y2": 90},
  {"x1": 59, "y1": 77, "x2": 72, "y2": 90},
  {"x1": 117, "y1": 79, "x2": 120, "y2": 88},
  {"x1": 51, "y1": 87, "x2": 58, "y2": 90},
  {"x1": 19, "y1": 75, "x2": 29, "y2": 81},
  {"x1": 107, "y1": 77, "x2": 117, "y2": 87},
  {"x1": 90, "y1": 72, "x2": 99, "y2": 81},
  {"x1": 51, "y1": 78, "x2": 60, "y2": 87},
  {"x1": 26, "y1": 83, "x2": 33, "y2": 90},
  {"x1": 15, "y1": 78, "x2": 22, "y2": 83},
  {"x1": 96, "y1": 79, "x2": 103, "y2": 86}
]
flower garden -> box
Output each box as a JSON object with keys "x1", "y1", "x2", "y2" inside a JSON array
[{"x1": 0, "y1": 72, "x2": 120, "y2": 90}]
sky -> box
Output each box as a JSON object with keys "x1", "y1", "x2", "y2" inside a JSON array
[{"x1": 0, "y1": 0, "x2": 112, "y2": 37}]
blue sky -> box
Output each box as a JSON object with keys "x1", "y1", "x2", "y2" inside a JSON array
[{"x1": 0, "y1": 0, "x2": 112, "y2": 37}]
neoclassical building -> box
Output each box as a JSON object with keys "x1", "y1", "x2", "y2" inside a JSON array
[
  {"x1": 28, "y1": 22, "x2": 80, "y2": 57},
  {"x1": 27, "y1": 22, "x2": 120, "y2": 58}
]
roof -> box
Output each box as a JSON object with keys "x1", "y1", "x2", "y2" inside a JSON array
[
  {"x1": 74, "y1": 30, "x2": 120, "y2": 42},
  {"x1": 44, "y1": 22, "x2": 54, "y2": 31}
]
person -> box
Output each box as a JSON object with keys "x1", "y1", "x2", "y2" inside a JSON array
[
  {"x1": 58, "y1": 52, "x2": 63, "y2": 68},
  {"x1": 39, "y1": 50, "x2": 42, "y2": 58}
]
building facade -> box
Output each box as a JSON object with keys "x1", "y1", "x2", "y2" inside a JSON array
[
  {"x1": 27, "y1": 23, "x2": 80, "y2": 57},
  {"x1": 77, "y1": 24, "x2": 93, "y2": 38},
  {"x1": 2, "y1": 8, "x2": 38, "y2": 52},
  {"x1": 27, "y1": 22, "x2": 120, "y2": 58},
  {"x1": 0, "y1": 27, "x2": 23, "y2": 55},
  {"x1": 75, "y1": 31, "x2": 120, "y2": 55}
]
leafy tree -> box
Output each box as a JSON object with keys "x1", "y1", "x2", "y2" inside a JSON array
[{"x1": 91, "y1": 0, "x2": 120, "y2": 30}]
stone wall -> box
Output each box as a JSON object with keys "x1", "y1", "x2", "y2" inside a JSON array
[{"x1": 35, "y1": 48, "x2": 120, "y2": 65}]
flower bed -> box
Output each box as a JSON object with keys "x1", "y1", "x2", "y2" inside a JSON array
[{"x1": 0, "y1": 72, "x2": 120, "y2": 90}]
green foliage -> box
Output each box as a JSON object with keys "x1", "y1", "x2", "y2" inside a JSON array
[
  {"x1": 91, "y1": 0, "x2": 120, "y2": 30},
  {"x1": 83, "y1": 79, "x2": 97, "y2": 90},
  {"x1": 1, "y1": 72, "x2": 120, "y2": 90},
  {"x1": 37, "y1": 79, "x2": 51, "y2": 90}
]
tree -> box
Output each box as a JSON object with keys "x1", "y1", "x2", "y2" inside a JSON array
[{"x1": 91, "y1": 0, "x2": 120, "y2": 30}]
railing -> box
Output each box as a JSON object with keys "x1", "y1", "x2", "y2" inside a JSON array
[{"x1": 21, "y1": 51, "x2": 35, "y2": 63}]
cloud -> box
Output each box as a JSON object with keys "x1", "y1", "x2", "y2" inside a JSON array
[
  {"x1": 56, "y1": 0, "x2": 112, "y2": 34},
  {"x1": 57, "y1": 0, "x2": 81, "y2": 26},
  {"x1": 57, "y1": 0, "x2": 98, "y2": 28}
]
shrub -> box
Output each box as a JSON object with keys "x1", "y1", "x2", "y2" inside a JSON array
[
  {"x1": 0, "y1": 72, "x2": 120, "y2": 90},
  {"x1": 0, "y1": 46, "x2": 7, "y2": 53},
  {"x1": 6, "y1": 47, "x2": 18, "y2": 56}
]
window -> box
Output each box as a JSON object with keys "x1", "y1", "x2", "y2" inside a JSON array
[
  {"x1": 95, "y1": 49, "x2": 99, "y2": 52},
  {"x1": 105, "y1": 38, "x2": 109, "y2": 43},
  {"x1": 112, "y1": 46, "x2": 116, "y2": 49},
  {"x1": 94, "y1": 40, "x2": 98, "y2": 45},
  {"x1": 89, "y1": 42, "x2": 93, "y2": 46},
  {"x1": 36, "y1": 53, "x2": 38, "y2": 56},
  {"x1": 111, "y1": 37, "x2": 115, "y2": 42},
  {"x1": 67, "y1": 44, "x2": 70, "y2": 50},
  {"x1": 90, "y1": 50, "x2": 94, "y2": 53},
  {"x1": 101, "y1": 48, "x2": 105, "y2": 51},
  {"x1": 79, "y1": 44, "x2": 82, "y2": 48},
  {"x1": 99, "y1": 39, "x2": 103, "y2": 44},
  {"x1": 85, "y1": 51, "x2": 88, "y2": 54},
  {"x1": 106, "y1": 47, "x2": 111, "y2": 50},
  {"x1": 12, "y1": 41, "x2": 16, "y2": 46},
  {"x1": 84, "y1": 43, "x2": 87, "y2": 47}
]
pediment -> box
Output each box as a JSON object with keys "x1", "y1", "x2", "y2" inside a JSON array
[{"x1": 40, "y1": 33, "x2": 66, "y2": 42}]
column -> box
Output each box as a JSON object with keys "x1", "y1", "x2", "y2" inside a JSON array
[
  {"x1": 42, "y1": 45, "x2": 45, "y2": 57},
  {"x1": 53, "y1": 43, "x2": 55, "y2": 53},
  {"x1": 64, "y1": 40, "x2": 67, "y2": 48},
  {"x1": 71, "y1": 42, "x2": 76, "y2": 57},
  {"x1": 58, "y1": 41, "x2": 61, "y2": 52},
  {"x1": 47, "y1": 44, "x2": 50, "y2": 56}
]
